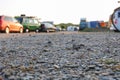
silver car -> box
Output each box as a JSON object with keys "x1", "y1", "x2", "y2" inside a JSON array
[{"x1": 40, "y1": 23, "x2": 56, "y2": 32}]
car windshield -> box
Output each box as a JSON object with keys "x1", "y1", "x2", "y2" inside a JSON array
[
  {"x1": 12, "y1": 17, "x2": 18, "y2": 23},
  {"x1": 44, "y1": 23, "x2": 54, "y2": 28},
  {"x1": 33, "y1": 19, "x2": 39, "y2": 24}
]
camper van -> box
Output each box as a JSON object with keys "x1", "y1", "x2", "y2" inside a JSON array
[
  {"x1": 79, "y1": 18, "x2": 87, "y2": 30},
  {"x1": 111, "y1": 7, "x2": 120, "y2": 32}
]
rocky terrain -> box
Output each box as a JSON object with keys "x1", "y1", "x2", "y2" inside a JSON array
[{"x1": 0, "y1": 31, "x2": 120, "y2": 80}]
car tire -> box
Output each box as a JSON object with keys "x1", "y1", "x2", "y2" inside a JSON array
[
  {"x1": 5, "y1": 27, "x2": 10, "y2": 34},
  {"x1": 25, "y1": 29, "x2": 29, "y2": 33},
  {"x1": 114, "y1": 30, "x2": 119, "y2": 32},
  {"x1": 20, "y1": 28, "x2": 23, "y2": 33},
  {"x1": 35, "y1": 29, "x2": 39, "y2": 33},
  {"x1": 47, "y1": 30, "x2": 49, "y2": 33}
]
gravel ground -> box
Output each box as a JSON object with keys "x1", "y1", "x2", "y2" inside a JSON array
[{"x1": 0, "y1": 31, "x2": 120, "y2": 80}]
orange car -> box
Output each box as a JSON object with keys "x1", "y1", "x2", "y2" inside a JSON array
[{"x1": 0, "y1": 15, "x2": 23, "y2": 33}]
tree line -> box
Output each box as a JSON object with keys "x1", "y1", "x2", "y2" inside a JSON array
[{"x1": 55, "y1": 23, "x2": 79, "y2": 29}]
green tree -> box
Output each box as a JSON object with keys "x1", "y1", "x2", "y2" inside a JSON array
[{"x1": 55, "y1": 23, "x2": 79, "y2": 29}]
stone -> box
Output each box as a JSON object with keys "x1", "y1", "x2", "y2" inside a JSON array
[
  {"x1": 4, "y1": 72, "x2": 11, "y2": 78},
  {"x1": 101, "y1": 72, "x2": 110, "y2": 76},
  {"x1": 95, "y1": 67, "x2": 102, "y2": 71},
  {"x1": 53, "y1": 65, "x2": 60, "y2": 69},
  {"x1": 0, "y1": 32, "x2": 120, "y2": 79},
  {"x1": 88, "y1": 65, "x2": 96, "y2": 69},
  {"x1": 0, "y1": 76, "x2": 3, "y2": 80},
  {"x1": 73, "y1": 44, "x2": 85, "y2": 50},
  {"x1": 99, "y1": 76, "x2": 115, "y2": 80},
  {"x1": 9, "y1": 75, "x2": 16, "y2": 80}
]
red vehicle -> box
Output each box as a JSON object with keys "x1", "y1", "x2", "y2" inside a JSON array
[{"x1": 0, "y1": 15, "x2": 23, "y2": 33}]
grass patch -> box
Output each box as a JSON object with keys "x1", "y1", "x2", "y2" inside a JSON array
[
  {"x1": 104, "y1": 59, "x2": 118, "y2": 65},
  {"x1": 99, "y1": 58, "x2": 118, "y2": 65}
]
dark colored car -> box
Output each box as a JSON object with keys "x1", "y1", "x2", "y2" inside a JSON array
[
  {"x1": 15, "y1": 16, "x2": 40, "y2": 32},
  {"x1": 40, "y1": 22, "x2": 56, "y2": 32},
  {"x1": 0, "y1": 15, "x2": 23, "y2": 33}
]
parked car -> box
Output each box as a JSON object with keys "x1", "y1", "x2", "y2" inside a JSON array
[
  {"x1": 67, "y1": 26, "x2": 75, "y2": 31},
  {"x1": 15, "y1": 16, "x2": 40, "y2": 32},
  {"x1": 56, "y1": 26, "x2": 62, "y2": 31},
  {"x1": 0, "y1": 15, "x2": 23, "y2": 33},
  {"x1": 111, "y1": 7, "x2": 120, "y2": 32},
  {"x1": 79, "y1": 18, "x2": 87, "y2": 30},
  {"x1": 40, "y1": 22, "x2": 56, "y2": 32}
]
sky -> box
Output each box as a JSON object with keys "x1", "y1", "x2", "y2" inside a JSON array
[{"x1": 0, "y1": 0, "x2": 119, "y2": 24}]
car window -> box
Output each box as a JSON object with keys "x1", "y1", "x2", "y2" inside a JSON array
[
  {"x1": 118, "y1": 12, "x2": 120, "y2": 18},
  {"x1": 23, "y1": 18, "x2": 29, "y2": 23},
  {"x1": 4, "y1": 16, "x2": 11, "y2": 21},
  {"x1": 33, "y1": 19, "x2": 39, "y2": 24},
  {"x1": 44, "y1": 23, "x2": 54, "y2": 28},
  {"x1": 29, "y1": 18, "x2": 34, "y2": 24},
  {"x1": 46, "y1": 23, "x2": 53, "y2": 27},
  {"x1": 12, "y1": 17, "x2": 18, "y2": 22},
  {"x1": 4, "y1": 16, "x2": 15, "y2": 22}
]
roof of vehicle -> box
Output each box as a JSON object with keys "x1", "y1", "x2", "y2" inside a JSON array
[
  {"x1": 114, "y1": 7, "x2": 120, "y2": 12},
  {"x1": 16, "y1": 16, "x2": 36, "y2": 18},
  {"x1": 0, "y1": 15, "x2": 13, "y2": 17},
  {"x1": 0, "y1": 15, "x2": 15, "y2": 20}
]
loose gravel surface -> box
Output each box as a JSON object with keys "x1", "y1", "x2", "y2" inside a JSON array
[{"x1": 0, "y1": 31, "x2": 120, "y2": 80}]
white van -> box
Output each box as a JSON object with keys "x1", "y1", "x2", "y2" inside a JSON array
[{"x1": 112, "y1": 7, "x2": 120, "y2": 32}]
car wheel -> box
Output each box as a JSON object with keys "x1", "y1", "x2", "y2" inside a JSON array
[
  {"x1": 20, "y1": 28, "x2": 23, "y2": 33},
  {"x1": 47, "y1": 30, "x2": 49, "y2": 33},
  {"x1": 54, "y1": 29, "x2": 56, "y2": 32},
  {"x1": 25, "y1": 29, "x2": 29, "y2": 33},
  {"x1": 5, "y1": 27, "x2": 10, "y2": 34},
  {"x1": 35, "y1": 29, "x2": 39, "y2": 33},
  {"x1": 114, "y1": 30, "x2": 119, "y2": 32}
]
